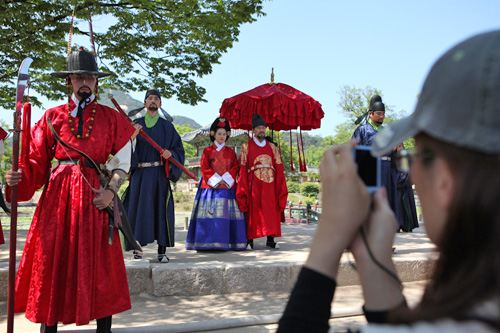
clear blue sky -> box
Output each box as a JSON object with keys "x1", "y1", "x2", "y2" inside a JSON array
[{"x1": 6, "y1": 0, "x2": 500, "y2": 137}]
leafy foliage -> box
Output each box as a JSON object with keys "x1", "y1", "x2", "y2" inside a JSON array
[
  {"x1": 334, "y1": 85, "x2": 412, "y2": 148},
  {"x1": 337, "y1": 85, "x2": 386, "y2": 123},
  {"x1": 0, "y1": 0, "x2": 265, "y2": 109},
  {"x1": 174, "y1": 124, "x2": 197, "y2": 159},
  {"x1": 299, "y1": 182, "x2": 320, "y2": 197},
  {"x1": 286, "y1": 180, "x2": 300, "y2": 194}
]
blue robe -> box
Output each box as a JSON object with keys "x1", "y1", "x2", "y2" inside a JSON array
[
  {"x1": 352, "y1": 123, "x2": 399, "y2": 218},
  {"x1": 396, "y1": 170, "x2": 419, "y2": 232},
  {"x1": 123, "y1": 117, "x2": 185, "y2": 249}
]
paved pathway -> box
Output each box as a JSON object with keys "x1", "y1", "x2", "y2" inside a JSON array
[{"x1": 0, "y1": 219, "x2": 436, "y2": 332}]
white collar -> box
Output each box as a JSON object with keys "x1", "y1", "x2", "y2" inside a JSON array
[
  {"x1": 70, "y1": 93, "x2": 95, "y2": 117},
  {"x1": 214, "y1": 141, "x2": 225, "y2": 152},
  {"x1": 253, "y1": 136, "x2": 267, "y2": 147}
]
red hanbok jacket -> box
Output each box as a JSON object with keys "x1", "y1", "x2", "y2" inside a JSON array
[{"x1": 199, "y1": 144, "x2": 238, "y2": 190}]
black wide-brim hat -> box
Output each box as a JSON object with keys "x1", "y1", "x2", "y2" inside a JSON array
[{"x1": 51, "y1": 49, "x2": 112, "y2": 78}]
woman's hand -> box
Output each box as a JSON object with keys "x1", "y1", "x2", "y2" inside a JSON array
[
  {"x1": 305, "y1": 140, "x2": 371, "y2": 278},
  {"x1": 349, "y1": 187, "x2": 403, "y2": 310},
  {"x1": 350, "y1": 187, "x2": 398, "y2": 261}
]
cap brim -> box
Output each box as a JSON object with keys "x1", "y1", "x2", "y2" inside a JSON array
[
  {"x1": 50, "y1": 71, "x2": 113, "y2": 79},
  {"x1": 371, "y1": 115, "x2": 419, "y2": 157}
]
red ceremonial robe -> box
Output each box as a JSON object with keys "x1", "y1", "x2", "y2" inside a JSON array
[
  {"x1": 236, "y1": 139, "x2": 288, "y2": 239},
  {"x1": 6, "y1": 102, "x2": 135, "y2": 326},
  {"x1": 199, "y1": 145, "x2": 238, "y2": 190}
]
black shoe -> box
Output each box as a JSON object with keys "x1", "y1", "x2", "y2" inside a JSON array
[
  {"x1": 133, "y1": 250, "x2": 143, "y2": 260},
  {"x1": 266, "y1": 236, "x2": 280, "y2": 249},
  {"x1": 246, "y1": 239, "x2": 254, "y2": 250},
  {"x1": 266, "y1": 241, "x2": 280, "y2": 249},
  {"x1": 157, "y1": 254, "x2": 170, "y2": 263},
  {"x1": 40, "y1": 323, "x2": 58, "y2": 333}
]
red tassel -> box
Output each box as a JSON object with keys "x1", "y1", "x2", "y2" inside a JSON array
[
  {"x1": 21, "y1": 101, "x2": 32, "y2": 166},
  {"x1": 161, "y1": 149, "x2": 170, "y2": 178},
  {"x1": 296, "y1": 132, "x2": 303, "y2": 173},
  {"x1": 289, "y1": 130, "x2": 294, "y2": 172},
  {"x1": 300, "y1": 129, "x2": 307, "y2": 172},
  {"x1": 165, "y1": 160, "x2": 170, "y2": 178}
]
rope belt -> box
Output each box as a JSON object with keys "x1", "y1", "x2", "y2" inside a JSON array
[
  {"x1": 53, "y1": 159, "x2": 107, "y2": 171},
  {"x1": 248, "y1": 163, "x2": 274, "y2": 173},
  {"x1": 137, "y1": 161, "x2": 163, "y2": 168},
  {"x1": 380, "y1": 156, "x2": 392, "y2": 161}
]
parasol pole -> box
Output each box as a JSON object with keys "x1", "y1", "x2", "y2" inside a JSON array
[{"x1": 8, "y1": 57, "x2": 33, "y2": 333}]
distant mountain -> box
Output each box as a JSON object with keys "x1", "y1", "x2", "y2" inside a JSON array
[
  {"x1": 99, "y1": 89, "x2": 201, "y2": 129},
  {"x1": 172, "y1": 116, "x2": 202, "y2": 129},
  {"x1": 99, "y1": 89, "x2": 144, "y2": 112}
]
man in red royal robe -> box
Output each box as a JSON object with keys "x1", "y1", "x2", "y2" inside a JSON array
[
  {"x1": 5, "y1": 49, "x2": 136, "y2": 332},
  {"x1": 236, "y1": 114, "x2": 288, "y2": 249}
]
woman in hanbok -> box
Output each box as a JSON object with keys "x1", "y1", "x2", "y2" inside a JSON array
[{"x1": 186, "y1": 117, "x2": 246, "y2": 250}]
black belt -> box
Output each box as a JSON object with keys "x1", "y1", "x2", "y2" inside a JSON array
[{"x1": 54, "y1": 159, "x2": 107, "y2": 172}]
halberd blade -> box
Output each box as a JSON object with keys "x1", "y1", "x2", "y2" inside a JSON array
[{"x1": 15, "y1": 58, "x2": 33, "y2": 112}]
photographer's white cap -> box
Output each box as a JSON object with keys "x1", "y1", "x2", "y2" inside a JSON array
[{"x1": 372, "y1": 30, "x2": 500, "y2": 156}]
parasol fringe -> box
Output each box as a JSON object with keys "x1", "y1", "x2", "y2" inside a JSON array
[
  {"x1": 296, "y1": 131, "x2": 303, "y2": 173},
  {"x1": 300, "y1": 129, "x2": 307, "y2": 172}
]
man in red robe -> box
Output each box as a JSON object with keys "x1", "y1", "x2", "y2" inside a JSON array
[
  {"x1": 236, "y1": 114, "x2": 288, "y2": 249},
  {"x1": 5, "y1": 49, "x2": 136, "y2": 332}
]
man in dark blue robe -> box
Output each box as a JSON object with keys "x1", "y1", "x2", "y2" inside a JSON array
[
  {"x1": 352, "y1": 96, "x2": 399, "y2": 221},
  {"x1": 123, "y1": 88, "x2": 185, "y2": 262}
]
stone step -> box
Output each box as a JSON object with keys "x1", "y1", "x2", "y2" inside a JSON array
[{"x1": 0, "y1": 223, "x2": 436, "y2": 299}]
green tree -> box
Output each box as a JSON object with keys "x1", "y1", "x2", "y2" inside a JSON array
[
  {"x1": 301, "y1": 86, "x2": 414, "y2": 169},
  {"x1": 334, "y1": 85, "x2": 413, "y2": 147},
  {"x1": 299, "y1": 182, "x2": 320, "y2": 197},
  {"x1": 0, "y1": 1, "x2": 265, "y2": 109},
  {"x1": 338, "y1": 85, "x2": 387, "y2": 122},
  {"x1": 174, "y1": 124, "x2": 197, "y2": 159}
]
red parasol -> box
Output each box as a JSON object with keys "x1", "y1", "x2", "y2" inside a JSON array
[
  {"x1": 219, "y1": 72, "x2": 324, "y2": 172},
  {"x1": 219, "y1": 82, "x2": 324, "y2": 131}
]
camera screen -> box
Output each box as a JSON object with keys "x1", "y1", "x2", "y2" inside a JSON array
[{"x1": 355, "y1": 149, "x2": 378, "y2": 187}]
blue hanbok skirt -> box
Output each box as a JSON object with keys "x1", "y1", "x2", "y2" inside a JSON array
[{"x1": 186, "y1": 186, "x2": 246, "y2": 250}]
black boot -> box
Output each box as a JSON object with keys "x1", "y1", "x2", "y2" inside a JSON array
[
  {"x1": 96, "y1": 315, "x2": 112, "y2": 333},
  {"x1": 266, "y1": 236, "x2": 280, "y2": 249},
  {"x1": 246, "y1": 239, "x2": 254, "y2": 250},
  {"x1": 40, "y1": 323, "x2": 58, "y2": 333},
  {"x1": 157, "y1": 244, "x2": 169, "y2": 263}
]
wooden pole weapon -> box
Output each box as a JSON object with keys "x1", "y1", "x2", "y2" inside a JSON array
[
  {"x1": 108, "y1": 93, "x2": 198, "y2": 181},
  {"x1": 7, "y1": 57, "x2": 33, "y2": 333}
]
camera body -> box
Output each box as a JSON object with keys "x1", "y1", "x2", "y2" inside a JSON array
[{"x1": 353, "y1": 145, "x2": 381, "y2": 193}]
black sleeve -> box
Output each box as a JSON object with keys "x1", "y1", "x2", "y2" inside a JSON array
[
  {"x1": 0, "y1": 188, "x2": 10, "y2": 213},
  {"x1": 363, "y1": 299, "x2": 408, "y2": 323},
  {"x1": 277, "y1": 266, "x2": 336, "y2": 333},
  {"x1": 363, "y1": 306, "x2": 390, "y2": 323}
]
